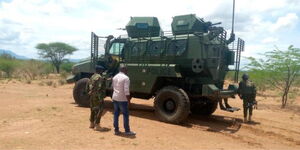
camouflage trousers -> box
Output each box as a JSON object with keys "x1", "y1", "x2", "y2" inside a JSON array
[
  {"x1": 242, "y1": 98, "x2": 254, "y2": 118},
  {"x1": 89, "y1": 94, "x2": 104, "y2": 124}
]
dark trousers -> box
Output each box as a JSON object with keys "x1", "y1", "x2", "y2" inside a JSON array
[{"x1": 113, "y1": 100, "x2": 130, "y2": 132}]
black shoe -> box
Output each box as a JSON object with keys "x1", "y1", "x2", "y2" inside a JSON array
[
  {"x1": 114, "y1": 131, "x2": 121, "y2": 135},
  {"x1": 225, "y1": 104, "x2": 232, "y2": 109},
  {"x1": 220, "y1": 105, "x2": 226, "y2": 110},
  {"x1": 125, "y1": 131, "x2": 136, "y2": 136}
]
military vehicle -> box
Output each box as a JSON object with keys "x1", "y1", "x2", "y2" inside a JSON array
[{"x1": 67, "y1": 13, "x2": 244, "y2": 123}]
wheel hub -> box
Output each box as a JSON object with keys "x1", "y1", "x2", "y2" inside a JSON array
[{"x1": 165, "y1": 99, "x2": 176, "y2": 112}]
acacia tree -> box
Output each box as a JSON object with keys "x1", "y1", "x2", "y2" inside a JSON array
[
  {"x1": 246, "y1": 45, "x2": 300, "y2": 108},
  {"x1": 36, "y1": 42, "x2": 77, "y2": 73}
]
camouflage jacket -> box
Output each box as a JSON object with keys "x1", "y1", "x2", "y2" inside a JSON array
[
  {"x1": 87, "y1": 73, "x2": 106, "y2": 99},
  {"x1": 238, "y1": 80, "x2": 256, "y2": 99}
]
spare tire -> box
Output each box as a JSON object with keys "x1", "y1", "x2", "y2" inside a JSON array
[
  {"x1": 154, "y1": 86, "x2": 190, "y2": 124},
  {"x1": 73, "y1": 78, "x2": 90, "y2": 107}
]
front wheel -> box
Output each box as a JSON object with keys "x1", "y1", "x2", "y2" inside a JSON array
[
  {"x1": 73, "y1": 78, "x2": 90, "y2": 107},
  {"x1": 154, "y1": 86, "x2": 190, "y2": 124},
  {"x1": 191, "y1": 97, "x2": 218, "y2": 116}
]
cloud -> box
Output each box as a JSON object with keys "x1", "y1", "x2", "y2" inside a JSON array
[
  {"x1": 0, "y1": 0, "x2": 299, "y2": 59},
  {"x1": 0, "y1": 29, "x2": 20, "y2": 42},
  {"x1": 269, "y1": 13, "x2": 299, "y2": 32},
  {"x1": 261, "y1": 37, "x2": 279, "y2": 44}
]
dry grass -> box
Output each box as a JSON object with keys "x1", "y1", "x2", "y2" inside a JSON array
[
  {"x1": 26, "y1": 80, "x2": 31, "y2": 84},
  {"x1": 58, "y1": 79, "x2": 66, "y2": 85}
]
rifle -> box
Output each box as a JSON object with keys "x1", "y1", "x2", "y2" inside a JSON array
[{"x1": 253, "y1": 100, "x2": 258, "y2": 109}]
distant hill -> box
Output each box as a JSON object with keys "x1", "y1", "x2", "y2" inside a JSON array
[
  {"x1": 0, "y1": 49, "x2": 83, "y2": 62},
  {"x1": 67, "y1": 58, "x2": 82, "y2": 63},
  {"x1": 0, "y1": 49, "x2": 29, "y2": 60}
]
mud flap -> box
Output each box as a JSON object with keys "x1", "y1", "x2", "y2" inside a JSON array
[{"x1": 66, "y1": 75, "x2": 77, "y2": 83}]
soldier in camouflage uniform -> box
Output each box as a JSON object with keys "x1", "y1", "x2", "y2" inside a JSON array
[
  {"x1": 87, "y1": 65, "x2": 106, "y2": 131},
  {"x1": 238, "y1": 74, "x2": 257, "y2": 123}
]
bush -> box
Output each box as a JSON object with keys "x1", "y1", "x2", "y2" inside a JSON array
[
  {"x1": 58, "y1": 79, "x2": 66, "y2": 85},
  {"x1": 15, "y1": 60, "x2": 54, "y2": 80},
  {"x1": 61, "y1": 61, "x2": 74, "y2": 73},
  {"x1": 0, "y1": 55, "x2": 19, "y2": 78},
  {"x1": 248, "y1": 70, "x2": 269, "y2": 91},
  {"x1": 26, "y1": 80, "x2": 31, "y2": 84},
  {"x1": 45, "y1": 81, "x2": 53, "y2": 86}
]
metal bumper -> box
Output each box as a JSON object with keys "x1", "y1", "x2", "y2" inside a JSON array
[
  {"x1": 202, "y1": 84, "x2": 238, "y2": 98},
  {"x1": 66, "y1": 75, "x2": 76, "y2": 84}
]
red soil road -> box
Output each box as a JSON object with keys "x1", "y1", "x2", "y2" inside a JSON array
[{"x1": 0, "y1": 80, "x2": 300, "y2": 150}]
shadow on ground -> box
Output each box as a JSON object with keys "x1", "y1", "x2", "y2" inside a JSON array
[{"x1": 73, "y1": 99, "x2": 261, "y2": 134}]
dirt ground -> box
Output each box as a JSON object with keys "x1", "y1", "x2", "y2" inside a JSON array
[{"x1": 0, "y1": 79, "x2": 300, "y2": 150}]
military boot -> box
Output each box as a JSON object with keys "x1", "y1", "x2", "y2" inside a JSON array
[
  {"x1": 225, "y1": 103, "x2": 232, "y2": 109},
  {"x1": 219, "y1": 103, "x2": 226, "y2": 110},
  {"x1": 94, "y1": 124, "x2": 102, "y2": 131},
  {"x1": 89, "y1": 122, "x2": 95, "y2": 129}
]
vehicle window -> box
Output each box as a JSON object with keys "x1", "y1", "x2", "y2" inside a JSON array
[
  {"x1": 131, "y1": 44, "x2": 139, "y2": 56},
  {"x1": 166, "y1": 40, "x2": 187, "y2": 56},
  {"x1": 109, "y1": 43, "x2": 124, "y2": 55},
  {"x1": 131, "y1": 42, "x2": 146, "y2": 56},
  {"x1": 146, "y1": 41, "x2": 162, "y2": 56}
]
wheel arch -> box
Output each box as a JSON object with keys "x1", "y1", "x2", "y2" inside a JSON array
[
  {"x1": 74, "y1": 72, "x2": 93, "y2": 82},
  {"x1": 151, "y1": 77, "x2": 185, "y2": 97}
]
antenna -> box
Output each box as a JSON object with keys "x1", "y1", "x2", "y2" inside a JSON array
[
  {"x1": 231, "y1": 0, "x2": 235, "y2": 35},
  {"x1": 231, "y1": 0, "x2": 241, "y2": 83}
]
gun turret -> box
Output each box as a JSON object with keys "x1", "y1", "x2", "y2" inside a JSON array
[
  {"x1": 171, "y1": 14, "x2": 223, "y2": 35},
  {"x1": 211, "y1": 22, "x2": 222, "y2": 26},
  {"x1": 126, "y1": 17, "x2": 161, "y2": 38}
]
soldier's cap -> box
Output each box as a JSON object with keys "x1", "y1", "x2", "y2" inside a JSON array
[
  {"x1": 242, "y1": 73, "x2": 249, "y2": 80},
  {"x1": 95, "y1": 65, "x2": 105, "y2": 71}
]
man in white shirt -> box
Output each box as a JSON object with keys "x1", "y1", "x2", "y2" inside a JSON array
[{"x1": 112, "y1": 65, "x2": 136, "y2": 136}]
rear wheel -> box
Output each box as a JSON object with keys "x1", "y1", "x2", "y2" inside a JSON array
[
  {"x1": 191, "y1": 97, "x2": 218, "y2": 116},
  {"x1": 154, "y1": 86, "x2": 190, "y2": 124},
  {"x1": 73, "y1": 78, "x2": 90, "y2": 107}
]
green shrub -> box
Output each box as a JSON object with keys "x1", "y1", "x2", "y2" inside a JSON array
[
  {"x1": 15, "y1": 60, "x2": 54, "y2": 80},
  {"x1": 61, "y1": 61, "x2": 74, "y2": 73},
  {"x1": 0, "y1": 55, "x2": 19, "y2": 78}
]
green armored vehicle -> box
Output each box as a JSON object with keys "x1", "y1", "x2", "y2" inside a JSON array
[{"x1": 67, "y1": 14, "x2": 244, "y2": 123}]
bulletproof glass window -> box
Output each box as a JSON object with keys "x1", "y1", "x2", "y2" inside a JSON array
[
  {"x1": 131, "y1": 42, "x2": 146, "y2": 56},
  {"x1": 109, "y1": 43, "x2": 124, "y2": 55},
  {"x1": 166, "y1": 40, "x2": 187, "y2": 56},
  {"x1": 177, "y1": 19, "x2": 189, "y2": 26},
  {"x1": 136, "y1": 23, "x2": 149, "y2": 29},
  {"x1": 146, "y1": 41, "x2": 162, "y2": 56}
]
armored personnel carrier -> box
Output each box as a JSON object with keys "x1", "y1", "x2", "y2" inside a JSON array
[{"x1": 67, "y1": 14, "x2": 244, "y2": 123}]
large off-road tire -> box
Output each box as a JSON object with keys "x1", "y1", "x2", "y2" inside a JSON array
[
  {"x1": 73, "y1": 78, "x2": 90, "y2": 107},
  {"x1": 154, "y1": 86, "x2": 190, "y2": 124},
  {"x1": 191, "y1": 97, "x2": 218, "y2": 116}
]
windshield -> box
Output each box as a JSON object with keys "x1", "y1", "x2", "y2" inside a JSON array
[{"x1": 109, "y1": 42, "x2": 124, "y2": 55}]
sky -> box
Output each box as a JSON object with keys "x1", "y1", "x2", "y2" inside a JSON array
[{"x1": 0, "y1": 0, "x2": 300, "y2": 60}]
